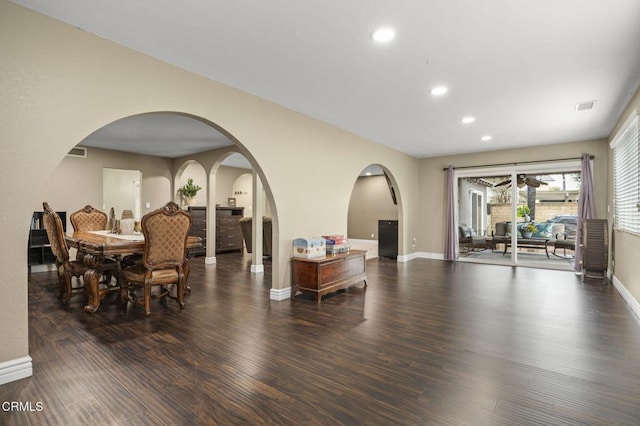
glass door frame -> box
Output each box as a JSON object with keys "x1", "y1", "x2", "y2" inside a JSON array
[{"x1": 454, "y1": 159, "x2": 581, "y2": 266}]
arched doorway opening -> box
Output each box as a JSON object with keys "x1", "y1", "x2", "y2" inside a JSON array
[
  {"x1": 347, "y1": 164, "x2": 402, "y2": 260},
  {"x1": 33, "y1": 111, "x2": 280, "y2": 294},
  {"x1": 173, "y1": 150, "x2": 273, "y2": 271}
]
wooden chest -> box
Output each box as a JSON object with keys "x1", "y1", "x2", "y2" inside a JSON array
[{"x1": 291, "y1": 250, "x2": 367, "y2": 303}]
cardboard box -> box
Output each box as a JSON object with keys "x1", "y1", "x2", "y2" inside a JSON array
[{"x1": 293, "y1": 237, "x2": 326, "y2": 258}]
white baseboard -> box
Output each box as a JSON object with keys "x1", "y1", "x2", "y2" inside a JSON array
[
  {"x1": 410, "y1": 252, "x2": 445, "y2": 260},
  {"x1": 0, "y1": 356, "x2": 32, "y2": 385},
  {"x1": 611, "y1": 274, "x2": 640, "y2": 322},
  {"x1": 397, "y1": 252, "x2": 416, "y2": 262},
  {"x1": 270, "y1": 286, "x2": 291, "y2": 301},
  {"x1": 250, "y1": 264, "x2": 264, "y2": 273},
  {"x1": 391, "y1": 252, "x2": 445, "y2": 262},
  {"x1": 29, "y1": 264, "x2": 55, "y2": 273},
  {"x1": 204, "y1": 256, "x2": 216, "y2": 265}
]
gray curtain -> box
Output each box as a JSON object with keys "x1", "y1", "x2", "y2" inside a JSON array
[
  {"x1": 574, "y1": 153, "x2": 595, "y2": 271},
  {"x1": 444, "y1": 166, "x2": 458, "y2": 260}
]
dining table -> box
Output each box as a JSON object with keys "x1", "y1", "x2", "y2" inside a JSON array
[{"x1": 65, "y1": 230, "x2": 202, "y2": 313}]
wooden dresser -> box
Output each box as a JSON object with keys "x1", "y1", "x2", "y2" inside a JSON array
[
  {"x1": 291, "y1": 250, "x2": 367, "y2": 303},
  {"x1": 188, "y1": 206, "x2": 245, "y2": 255},
  {"x1": 215, "y1": 206, "x2": 244, "y2": 254}
]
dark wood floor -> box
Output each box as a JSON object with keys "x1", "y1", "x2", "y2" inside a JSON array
[{"x1": 3, "y1": 255, "x2": 640, "y2": 425}]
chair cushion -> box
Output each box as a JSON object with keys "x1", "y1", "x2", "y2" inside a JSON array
[
  {"x1": 533, "y1": 222, "x2": 553, "y2": 238},
  {"x1": 459, "y1": 226, "x2": 476, "y2": 238},
  {"x1": 122, "y1": 265, "x2": 180, "y2": 285}
]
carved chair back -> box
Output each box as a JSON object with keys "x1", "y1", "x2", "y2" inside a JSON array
[
  {"x1": 141, "y1": 202, "x2": 192, "y2": 270},
  {"x1": 42, "y1": 202, "x2": 70, "y2": 263},
  {"x1": 70, "y1": 205, "x2": 108, "y2": 232}
]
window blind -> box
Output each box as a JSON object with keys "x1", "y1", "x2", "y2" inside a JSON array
[{"x1": 611, "y1": 112, "x2": 640, "y2": 234}]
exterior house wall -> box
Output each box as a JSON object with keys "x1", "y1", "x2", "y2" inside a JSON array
[
  {"x1": 458, "y1": 178, "x2": 489, "y2": 234},
  {"x1": 489, "y1": 202, "x2": 578, "y2": 234}
]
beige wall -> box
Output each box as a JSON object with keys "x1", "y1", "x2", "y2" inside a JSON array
[
  {"x1": 38, "y1": 147, "x2": 174, "y2": 230},
  {"x1": 37, "y1": 148, "x2": 253, "y2": 230},
  {"x1": 348, "y1": 175, "x2": 399, "y2": 239},
  {"x1": 608, "y1": 85, "x2": 640, "y2": 304},
  {"x1": 216, "y1": 166, "x2": 251, "y2": 208},
  {"x1": 418, "y1": 139, "x2": 610, "y2": 255},
  {"x1": 0, "y1": 1, "x2": 419, "y2": 365}
]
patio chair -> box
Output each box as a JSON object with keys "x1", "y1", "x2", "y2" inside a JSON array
[{"x1": 459, "y1": 225, "x2": 487, "y2": 251}]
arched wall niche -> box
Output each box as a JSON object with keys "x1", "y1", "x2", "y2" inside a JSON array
[{"x1": 175, "y1": 160, "x2": 207, "y2": 206}]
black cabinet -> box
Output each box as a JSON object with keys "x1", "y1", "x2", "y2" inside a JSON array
[
  {"x1": 29, "y1": 211, "x2": 66, "y2": 272},
  {"x1": 378, "y1": 220, "x2": 398, "y2": 259}
]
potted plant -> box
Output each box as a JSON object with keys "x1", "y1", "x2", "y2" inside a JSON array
[
  {"x1": 178, "y1": 178, "x2": 202, "y2": 206},
  {"x1": 517, "y1": 205, "x2": 531, "y2": 222},
  {"x1": 521, "y1": 222, "x2": 537, "y2": 238}
]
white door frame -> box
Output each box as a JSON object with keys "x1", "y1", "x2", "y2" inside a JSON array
[{"x1": 454, "y1": 160, "x2": 581, "y2": 265}]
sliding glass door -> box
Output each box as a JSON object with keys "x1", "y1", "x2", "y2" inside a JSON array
[
  {"x1": 455, "y1": 160, "x2": 581, "y2": 270},
  {"x1": 456, "y1": 168, "x2": 516, "y2": 266}
]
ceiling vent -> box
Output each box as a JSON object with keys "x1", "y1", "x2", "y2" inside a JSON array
[
  {"x1": 67, "y1": 146, "x2": 87, "y2": 158},
  {"x1": 575, "y1": 100, "x2": 595, "y2": 111}
]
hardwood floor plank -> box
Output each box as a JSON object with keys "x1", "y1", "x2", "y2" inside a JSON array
[{"x1": 4, "y1": 255, "x2": 640, "y2": 424}]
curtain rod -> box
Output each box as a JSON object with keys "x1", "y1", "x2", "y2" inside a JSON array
[{"x1": 442, "y1": 155, "x2": 595, "y2": 171}]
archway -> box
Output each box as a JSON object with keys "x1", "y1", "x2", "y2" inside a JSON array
[
  {"x1": 347, "y1": 164, "x2": 402, "y2": 260},
  {"x1": 35, "y1": 111, "x2": 280, "y2": 294}
]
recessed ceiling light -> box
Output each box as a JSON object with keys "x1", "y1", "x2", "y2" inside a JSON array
[
  {"x1": 430, "y1": 86, "x2": 448, "y2": 96},
  {"x1": 481, "y1": 135, "x2": 492, "y2": 141},
  {"x1": 460, "y1": 116, "x2": 476, "y2": 124},
  {"x1": 371, "y1": 28, "x2": 395, "y2": 43}
]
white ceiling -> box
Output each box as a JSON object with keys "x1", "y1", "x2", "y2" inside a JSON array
[
  {"x1": 13, "y1": 0, "x2": 640, "y2": 159},
  {"x1": 80, "y1": 113, "x2": 233, "y2": 158}
]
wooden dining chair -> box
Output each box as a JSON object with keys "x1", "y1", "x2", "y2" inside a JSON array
[
  {"x1": 42, "y1": 202, "x2": 88, "y2": 304},
  {"x1": 70, "y1": 204, "x2": 118, "y2": 284},
  {"x1": 70, "y1": 205, "x2": 108, "y2": 232},
  {"x1": 121, "y1": 201, "x2": 192, "y2": 316},
  {"x1": 43, "y1": 202, "x2": 121, "y2": 305}
]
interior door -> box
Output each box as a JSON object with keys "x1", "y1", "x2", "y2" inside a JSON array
[{"x1": 103, "y1": 168, "x2": 142, "y2": 219}]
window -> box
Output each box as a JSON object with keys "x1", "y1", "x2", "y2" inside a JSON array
[{"x1": 611, "y1": 111, "x2": 640, "y2": 234}]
